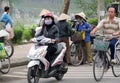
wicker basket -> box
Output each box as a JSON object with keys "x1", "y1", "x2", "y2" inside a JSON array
[
  {"x1": 93, "y1": 39, "x2": 109, "y2": 51},
  {"x1": 71, "y1": 32, "x2": 82, "y2": 43}
]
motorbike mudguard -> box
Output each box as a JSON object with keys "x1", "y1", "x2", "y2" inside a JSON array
[{"x1": 27, "y1": 60, "x2": 40, "y2": 68}]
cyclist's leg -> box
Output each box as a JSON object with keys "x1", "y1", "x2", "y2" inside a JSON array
[
  {"x1": 109, "y1": 38, "x2": 119, "y2": 63},
  {"x1": 5, "y1": 27, "x2": 14, "y2": 40}
]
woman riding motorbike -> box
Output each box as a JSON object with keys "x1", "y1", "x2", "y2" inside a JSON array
[{"x1": 32, "y1": 12, "x2": 59, "y2": 62}]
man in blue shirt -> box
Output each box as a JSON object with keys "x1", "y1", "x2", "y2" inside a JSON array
[
  {"x1": 0, "y1": 6, "x2": 14, "y2": 40},
  {"x1": 75, "y1": 12, "x2": 92, "y2": 65}
]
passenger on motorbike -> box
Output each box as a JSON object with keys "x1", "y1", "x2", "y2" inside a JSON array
[{"x1": 31, "y1": 12, "x2": 59, "y2": 62}]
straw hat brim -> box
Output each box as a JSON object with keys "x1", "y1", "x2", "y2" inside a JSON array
[
  {"x1": 58, "y1": 13, "x2": 70, "y2": 21},
  {"x1": 39, "y1": 9, "x2": 51, "y2": 17},
  {"x1": 75, "y1": 12, "x2": 86, "y2": 21}
]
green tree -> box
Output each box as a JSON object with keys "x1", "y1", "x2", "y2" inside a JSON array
[{"x1": 75, "y1": 0, "x2": 113, "y2": 18}]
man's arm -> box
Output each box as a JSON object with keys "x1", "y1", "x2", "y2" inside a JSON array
[
  {"x1": 112, "y1": 29, "x2": 120, "y2": 36},
  {"x1": 113, "y1": 20, "x2": 120, "y2": 36},
  {"x1": 90, "y1": 27, "x2": 99, "y2": 35},
  {"x1": 90, "y1": 19, "x2": 104, "y2": 35},
  {"x1": 0, "y1": 13, "x2": 8, "y2": 28}
]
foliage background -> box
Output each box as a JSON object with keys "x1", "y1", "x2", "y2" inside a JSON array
[{"x1": 0, "y1": 0, "x2": 115, "y2": 44}]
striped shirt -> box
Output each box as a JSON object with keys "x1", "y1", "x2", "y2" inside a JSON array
[{"x1": 97, "y1": 17, "x2": 120, "y2": 40}]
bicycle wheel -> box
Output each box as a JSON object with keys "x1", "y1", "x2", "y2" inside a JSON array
[
  {"x1": 93, "y1": 51, "x2": 105, "y2": 82},
  {"x1": 0, "y1": 54, "x2": 10, "y2": 74},
  {"x1": 4, "y1": 40, "x2": 14, "y2": 58},
  {"x1": 112, "y1": 48, "x2": 120, "y2": 77},
  {"x1": 70, "y1": 43, "x2": 84, "y2": 66}
]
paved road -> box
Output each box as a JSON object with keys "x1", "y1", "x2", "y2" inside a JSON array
[{"x1": 0, "y1": 65, "x2": 120, "y2": 83}]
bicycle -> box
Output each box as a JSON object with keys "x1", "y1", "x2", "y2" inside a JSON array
[
  {"x1": 93, "y1": 34, "x2": 120, "y2": 82},
  {"x1": 0, "y1": 29, "x2": 14, "y2": 58},
  {"x1": 70, "y1": 31, "x2": 86, "y2": 66},
  {"x1": 0, "y1": 29, "x2": 13, "y2": 74}
]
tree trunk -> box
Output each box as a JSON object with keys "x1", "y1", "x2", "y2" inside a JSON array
[{"x1": 60, "y1": 0, "x2": 70, "y2": 14}]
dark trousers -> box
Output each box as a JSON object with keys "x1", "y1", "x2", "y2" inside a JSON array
[
  {"x1": 109, "y1": 38, "x2": 119, "y2": 59},
  {"x1": 45, "y1": 44, "x2": 57, "y2": 62}
]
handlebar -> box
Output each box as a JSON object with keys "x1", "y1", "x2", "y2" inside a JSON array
[
  {"x1": 91, "y1": 33, "x2": 113, "y2": 37},
  {"x1": 91, "y1": 33, "x2": 113, "y2": 41},
  {"x1": 30, "y1": 37, "x2": 51, "y2": 45}
]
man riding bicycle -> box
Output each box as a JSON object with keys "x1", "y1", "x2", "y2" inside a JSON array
[
  {"x1": 91, "y1": 6, "x2": 120, "y2": 64},
  {"x1": 0, "y1": 6, "x2": 14, "y2": 40}
]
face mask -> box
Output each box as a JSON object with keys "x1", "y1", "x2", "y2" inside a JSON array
[
  {"x1": 77, "y1": 18, "x2": 83, "y2": 23},
  {"x1": 45, "y1": 19, "x2": 52, "y2": 25}
]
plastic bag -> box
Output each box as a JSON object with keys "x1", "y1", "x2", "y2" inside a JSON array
[
  {"x1": 81, "y1": 31, "x2": 85, "y2": 40},
  {"x1": 0, "y1": 29, "x2": 9, "y2": 37},
  {"x1": 0, "y1": 43, "x2": 7, "y2": 59}
]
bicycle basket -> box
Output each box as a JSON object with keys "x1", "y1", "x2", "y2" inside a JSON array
[
  {"x1": 93, "y1": 39, "x2": 109, "y2": 51},
  {"x1": 0, "y1": 43, "x2": 7, "y2": 59},
  {"x1": 71, "y1": 32, "x2": 82, "y2": 42}
]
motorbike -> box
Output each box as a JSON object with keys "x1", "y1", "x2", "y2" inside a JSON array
[{"x1": 27, "y1": 36, "x2": 68, "y2": 83}]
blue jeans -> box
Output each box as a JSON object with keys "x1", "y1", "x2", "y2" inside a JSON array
[{"x1": 109, "y1": 38, "x2": 119, "y2": 59}]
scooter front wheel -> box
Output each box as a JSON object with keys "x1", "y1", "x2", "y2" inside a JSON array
[
  {"x1": 55, "y1": 62, "x2": 67, "y2": 81},
  {"x1": 27, "y1": 65, "x2": 40, "y2": 83},
  {"x1": 55, "y1": 73, "x2": 64, "y2": 81}
]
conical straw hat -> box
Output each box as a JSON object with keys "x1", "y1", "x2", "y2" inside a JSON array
[
  {"x1": 39, "y1": 9, "x2": 51, "y2": 16},
  {"x1": 58, "y1": 13, "x2": 70, "y2": 21},
  {"x1": 75, "y1": 12, "x2": 86, "y2": 21}
]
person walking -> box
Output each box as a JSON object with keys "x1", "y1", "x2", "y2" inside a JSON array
[{"x1": 56, "y1": 13, "x2": 73, "y2": 65}]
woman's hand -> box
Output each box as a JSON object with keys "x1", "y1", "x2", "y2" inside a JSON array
[
  {"x1": 29, "y1": 38, "x2": 34, "y2": 43},
  {"x1": 29, "y1": 38, "x2": 37, "y2": 43},
  {"x1": 51, "y1": 39, "x2": 56, "y2": 43}
]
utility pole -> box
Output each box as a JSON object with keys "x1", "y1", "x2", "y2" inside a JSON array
[{"x1": 98, "y1": 0, "x2": 105, "y2": 22}]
